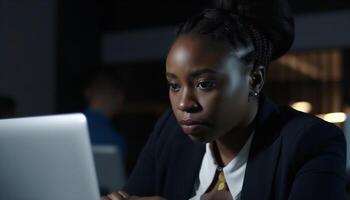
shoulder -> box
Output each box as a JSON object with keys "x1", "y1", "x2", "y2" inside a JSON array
[
  {"x1": 149, "y1": 108, "x2": 180, "y2": 144},
  {"x1": 148, "y1": 108, "x2": 186, "y2": 147},
  {"x1": 276, "y1": 105, "x2": 344, "y2": 140},
  {"x1": 276, "y1": 106, "x2": 346, "y2": 170},
  {"x1": 152, "y1": 108, "x2": 178, "y2": 134}
]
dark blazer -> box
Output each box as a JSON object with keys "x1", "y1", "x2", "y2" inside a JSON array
[{"x1": 124, "y1": 96, "x2": 346, "y2": 200}]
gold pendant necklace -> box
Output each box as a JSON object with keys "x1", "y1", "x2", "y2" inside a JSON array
[{"x1": 216, "y1": 167, "x2": 227, "y2": 191}]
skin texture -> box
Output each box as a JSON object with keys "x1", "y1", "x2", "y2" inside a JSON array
[{"x1": 103, "y1": 34, "x2": 265, "y2": 200}]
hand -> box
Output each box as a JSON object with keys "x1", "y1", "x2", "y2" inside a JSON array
[
  {"x1": 102, "y1": 191, "x2": 166, "y2": 200},
  {"x1": 102, "y1": 191, "x2": 128, "y2": 200}
]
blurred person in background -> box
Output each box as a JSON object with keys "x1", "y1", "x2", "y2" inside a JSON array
[{"x1": 84, "y1": 71, "x2": 127, "y2": 158}]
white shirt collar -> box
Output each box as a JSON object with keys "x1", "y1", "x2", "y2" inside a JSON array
[{"x1": 191, "y1": 132, "x2": 254, "y2": 200}]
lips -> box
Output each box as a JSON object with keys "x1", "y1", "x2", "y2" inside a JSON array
[
  {"x1": 179, "y1": 119, "x2": 208, "y2": 135},
  {"x1": 179, "y1": 119, "x2": 203, "y2": 126}
]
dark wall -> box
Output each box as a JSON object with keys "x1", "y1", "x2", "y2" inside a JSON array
[
  {"x1": 56, "y1": 0, "x2": 101, "y2": 113},
  {"x1": 0, "y1": 0, "x2": 56, "y2": 117}
]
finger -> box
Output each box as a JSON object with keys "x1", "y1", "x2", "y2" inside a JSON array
[
  {"x1": 102, "y1": 196, "x2": 116, "y2": 200},
  {"x1": 118, "y1": 191, "x2": 129, "y2": 198},
  {"x1": 107, "y1": 192, "x2": 125, "y2": 200}
]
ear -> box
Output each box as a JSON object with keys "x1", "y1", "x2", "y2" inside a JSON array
[{"x1": 249, "y1": 65, "x2": 265, "y2": 93}]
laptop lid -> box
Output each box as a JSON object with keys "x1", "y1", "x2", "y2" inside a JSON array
[{"x1": 0, "y1": 113, "x2": 100, "y2": 200}]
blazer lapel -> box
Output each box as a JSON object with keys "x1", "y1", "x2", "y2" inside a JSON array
[
  {"x1": 241, "y1": 95, "x2": 283, "y2": 200},
  {"x1": 165, "y1": 125, "x2": 205, "y2": 200}
]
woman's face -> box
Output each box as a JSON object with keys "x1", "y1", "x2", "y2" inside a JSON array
[{"x1": 166, "y1": 35, "x2": 256, "y2": 143}]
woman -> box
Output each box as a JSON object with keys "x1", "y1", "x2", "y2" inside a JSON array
[{"x1": 103, "y1": 0, "x2": 346, "y2": 199}]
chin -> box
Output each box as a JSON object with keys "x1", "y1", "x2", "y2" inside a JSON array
[{"x1": 188, "y1": 134, "x2": 213, "y2": 144}]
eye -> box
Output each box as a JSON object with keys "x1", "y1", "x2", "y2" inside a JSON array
[
  {"x1": 196, "y1": 80, "x2": 217, "y2": 90},
  {"x1": 168, "y1": 82, "x2": 181, "y2": 92}
]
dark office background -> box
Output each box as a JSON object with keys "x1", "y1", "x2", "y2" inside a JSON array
[{"x1": 1, "y1": 0, "x2": 350, "y2": 173}]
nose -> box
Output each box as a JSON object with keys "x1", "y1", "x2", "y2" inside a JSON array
[{"x1": 177, "y1": 88, "x2": 201, "y2": 113}]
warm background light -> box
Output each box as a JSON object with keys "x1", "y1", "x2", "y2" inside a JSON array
[
  {"x1": 317, "y1": 112, "x2": 347, "y2": 123},
  {"x1": 291, "y1": 101, "x2": 312, "y2": 113}
]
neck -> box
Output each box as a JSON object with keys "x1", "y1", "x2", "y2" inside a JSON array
[
  {"x1": 214, "y1": 99, "x2": 259, "y2": 166},
  {"x1": 214, "y1": 123, "x2": 254, "y2": 166}
]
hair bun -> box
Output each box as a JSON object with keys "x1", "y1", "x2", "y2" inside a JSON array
[{"x1": 215, "y1": 0, "x2": 294, "y2": 60}]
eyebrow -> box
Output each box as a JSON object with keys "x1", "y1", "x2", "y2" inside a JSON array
[
  {"x1": 189, "y1": 68, "x2": 219, "y2": 78},
  {"x1": 166, "y1": 68, "x2": 219, "y2": 79}
]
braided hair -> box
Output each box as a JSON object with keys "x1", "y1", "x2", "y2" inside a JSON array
[
  {"x1": 177, "y1": 9, "x2": 271, "y2": 69},
  {"x1": 176, "y1": 0, "x2": 294, "y2": 70}
]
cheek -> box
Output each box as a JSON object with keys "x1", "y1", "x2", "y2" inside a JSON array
[
  {"x1": 169, "y1": 92, "x2": 181, "y2": 119},
  {"x1": 169, "y1": 92, "x2": 176, "y2": 109},
  {"x1": 197, "y1": 90, "x2": 222, "y2": 117},
  {"x1": 205, "y1": 78, "x2": 250, "y2": 128}
]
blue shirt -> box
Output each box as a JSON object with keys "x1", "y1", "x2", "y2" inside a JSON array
[{"x1": 84, "y1": 108, "x2": 127, "y2": 157}]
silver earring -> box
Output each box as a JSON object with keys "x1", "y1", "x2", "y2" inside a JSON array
[
  {"x1": 248, "y1": 90, "x2": 259, "y2": 102},
  {"x1": 249, "y1": 90, "x2": 259, "y2": 97}
]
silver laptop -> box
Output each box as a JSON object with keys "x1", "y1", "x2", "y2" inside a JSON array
[{"x1": 0, "y1": 113, "x2": 100, "y2": 200}]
